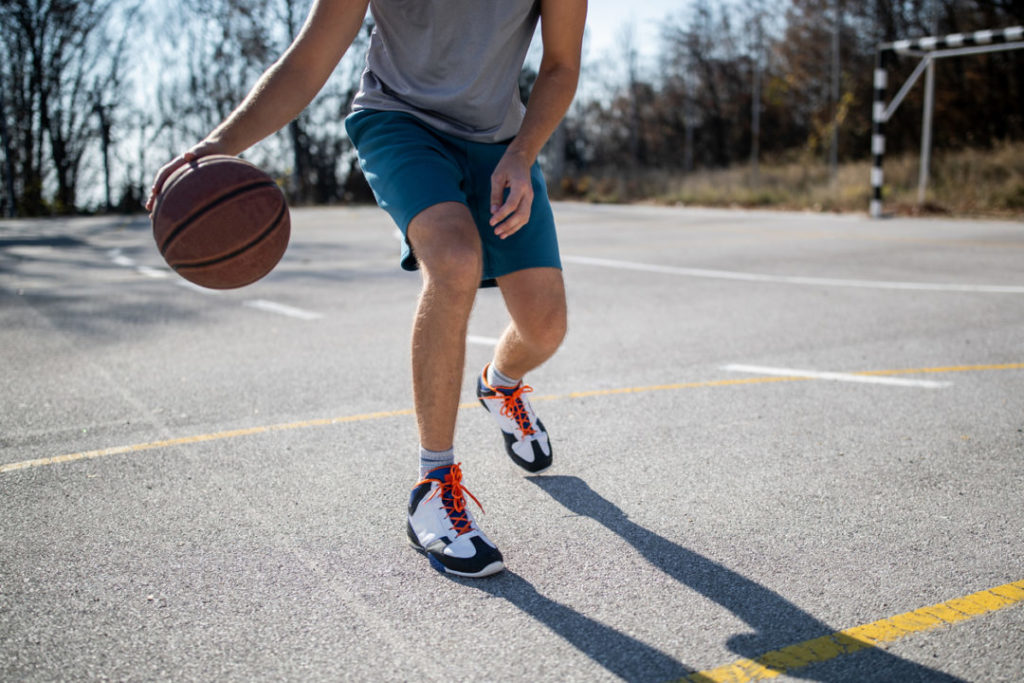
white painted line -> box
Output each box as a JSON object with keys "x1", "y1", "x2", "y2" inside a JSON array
[
  {"x1": 244, "y1": 299, "x2": 323, "y2": 320},
  {"x1": 107, "y1": 249, "x2": 136, "y2": 267},
  {"x1": 722, "y1": 364, "x2": 952, "y2": 388},
  {"x1": 563, "y1": 255, "x2": 1024, "y2": 294},
  {"x1": 136, "y1": 266, "x2": 170, "y2": 279},
  {"x1": 467, "y1": 335, "x2": 500, "y2": 347},
  {"x1": 175, "y1": 279, "x2": 222, "y2": 295}
]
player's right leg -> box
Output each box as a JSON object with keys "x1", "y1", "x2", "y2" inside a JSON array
[
  {"x1": 403, "y1": 202, "x2": 503, "y2": 577},
  {"x1": 406, "y1": 202, "x2": 482, "y2": 455},
  {"x1": 345, "y1": 110, "x2": 503, "y2": 577}
]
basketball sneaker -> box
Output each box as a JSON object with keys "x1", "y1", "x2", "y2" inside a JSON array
[
  {"x1": 476, "y1": 364, "x2": 552, "y2": 473},
  {"x1": 407, "y1": 463, "x2": 504, "y2": 578}
]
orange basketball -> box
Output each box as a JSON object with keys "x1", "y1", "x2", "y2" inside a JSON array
[{"x1": 151, "y1": 155, "x2": 290, "y2": 289}]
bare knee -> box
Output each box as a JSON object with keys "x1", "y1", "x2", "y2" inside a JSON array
[
  {"x1": 497, "y1": 267, "x2": 568, "y2": 357},
  {"x1": 419, "y1": 241, "x2": 482, "y2": 296},
  {"x1": 521, "y1": 303, "x2": 567, "y2": 355},
  {"x1": 408, "y1": 203, "x2": 482, "y2": 296}
]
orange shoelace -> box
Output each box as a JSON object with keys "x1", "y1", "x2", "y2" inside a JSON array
[
  {"x1": 485, "y1": 383, "x2": 537, "y2": 436},
  {"x1": 419, "y1": 463, "x2": 483, "y2": 537}
]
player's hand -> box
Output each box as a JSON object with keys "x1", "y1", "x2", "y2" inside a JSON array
[
  {"x1": 489, "y1": 148, "x2": 534, "y2": 239},
  {"x1": 145, "y1": 140, "x2": 229, "y2": 214}
]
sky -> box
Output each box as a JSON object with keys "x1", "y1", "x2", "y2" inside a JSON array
[
  {"x1": 98, "y1": 0, "x2": 696, "y2": 206},
  {"x1": 584, "y1": 0, "x2": 691, "y2": 61}
]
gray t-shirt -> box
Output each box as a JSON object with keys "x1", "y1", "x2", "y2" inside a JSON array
[{"x1": 351, "y1": 0, "x2": 540, "y2": 143}]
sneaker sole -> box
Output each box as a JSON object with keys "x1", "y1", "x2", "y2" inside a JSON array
[
  {"x1": 515, "y1": 457, "x2": 552, "y2": 474},
  {"x1": 407, "y1": 538, "x2": 506, "y2": 578}
]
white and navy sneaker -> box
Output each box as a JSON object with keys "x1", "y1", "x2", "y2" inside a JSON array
[
  {"x1": 477, "y1": 364, "x2": 552, "y2": 473},
  {"x1": 407, "y1": 463, "x2": 504, "y2": 578}
]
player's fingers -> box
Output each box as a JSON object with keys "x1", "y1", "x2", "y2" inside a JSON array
[
  {"x1": 146, "y1": 145, "x2": 219, "y2": 212},
  {"x1": 489, "y1": 194, "x2": 516, "y2": 228},
  {"x1": 493, "y1": 184, "x2": 533, "y2": 239},
  {"x1": 146, "y1": 159, "x2": 186, "y2": 213},
  {"x1": 491, "y1": 170, "x2": 531, "y2": 220},
  {"x1": 490, "y1": 182, "x2": 522, "y2": 225},
  {"x1": 489, "y1": 173, "x2": 507, "y2": 219}
]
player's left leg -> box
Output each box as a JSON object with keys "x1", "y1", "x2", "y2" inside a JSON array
[
  {"x1": 493, "y1": 267, "x2": 567, "y2": 379},
  {"x1": 477, "y1": 267, "x2": 566, "y2": 473}
]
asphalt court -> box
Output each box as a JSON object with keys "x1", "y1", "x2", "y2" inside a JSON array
[{"x1": 1, "y1": 204, "x2": 1023, "y2": 681}]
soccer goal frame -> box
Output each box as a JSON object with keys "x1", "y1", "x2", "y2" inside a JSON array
[{"x1": 869, "y1": 25, "x2": 1024, "y2": 218}]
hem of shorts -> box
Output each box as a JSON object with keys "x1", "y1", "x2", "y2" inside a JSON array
[
  {"x1": 395, "y1": 197, "x2": 470, "y2": 274},
  {"x1": 397, "y1": 197, "x2": 469, "y2": 235},
  {"x1": 401, "y1": 257, "x2": 561, "y2": 290},
  {"x1": 480, "y1": 260, "x2": 563, "y2": 288}
]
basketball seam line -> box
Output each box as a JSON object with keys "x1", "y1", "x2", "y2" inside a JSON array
[
  {"x1": 157, "y1": 179, "x2": 281, "y2": 255},
  {"x1": 174, "y1": 201, "x2": 288, "y2": 270}
]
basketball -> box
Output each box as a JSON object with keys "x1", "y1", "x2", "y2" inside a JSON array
[{"x1": 151, "y1": 155, "x2": 290, "y2": 289}]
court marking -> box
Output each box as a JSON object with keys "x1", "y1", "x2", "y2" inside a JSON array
[
  {"x1": 106, "y1": 247, "x2": 324, "y2": 319},
  {"x1": 722, "y1": 364, "x2": 953, "y2": 388},
  {"x1": 685, "y1": 579, "x2": 1024, "y2": 682},
  {"x1": 175, "y1": 279, "x2": 222, "y2": 294},
  {"x1": 2, "y1": 362, "x2": 1020, "y2": 475},
  {"x1": 108, "y1": 248, "x2": 171, "y2": 281},
  {"x1": 562, "y1": 254, "x2": 1024, "y2": 294},
  {"x1": 0, "y1": 409, "x2": 415, "y2": 474},
  {"x1": 136, "y1": 265, "x2": 170, "y2": 279},
  {"x1": 243, "y1": 299, "x2": 324, "y2": 320},
  {"x1": 467, "y1": 334, "x2": 501, "y2": 346},
  {"x1": 108, "y1": 250, "x2": 136, "y2": 267}
]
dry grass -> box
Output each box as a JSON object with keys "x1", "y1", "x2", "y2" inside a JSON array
[{"x1": 556, "y1": 141, "x2": 1024, "y2": 218}]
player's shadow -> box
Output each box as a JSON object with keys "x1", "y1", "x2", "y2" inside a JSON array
[
  {"x1": 460, "y1": 569, "x2": 694, "y2": 681},
  {"x1": 505, "y1": 475, "x2": 962, "y2": 682}
]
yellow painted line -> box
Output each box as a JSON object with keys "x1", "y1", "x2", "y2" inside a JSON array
[
  {"x1": 0, "y1": 409, "x2": 414, "y2": 474},
  {"x1": 685, "y1": 579, "x2": 1024, "y2": 683},
  {"x1": 855, "y1": 362, "x2": 1024, "y2": 376},
  {"x1": 530, "y1": 375, "x2": 800, "y2": 402},
  {"x1": 2, "y1": 363, "x2": 1020, "y2": 475},
  {"x1": 0, "y1": 377, "x2": 798, "y2": 475}
]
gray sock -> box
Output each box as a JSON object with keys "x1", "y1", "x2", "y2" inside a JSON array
[
  {"x1": 487, "y1": 363, "x2": 520, "y2": 388},
  {"x1": 419, "y1": 446, "x2": 454, "y2": 480}
]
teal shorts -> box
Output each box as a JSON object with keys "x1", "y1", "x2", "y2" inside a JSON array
[{"x1": 344, "y1": 109, "x2": 561, "y2": 287}]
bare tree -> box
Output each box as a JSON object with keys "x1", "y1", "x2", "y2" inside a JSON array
[
  {"x1": 0, "y1": 0, "x2": 137, "y2": 215},
  {"x1": 154, "y1": 0, "x2": 373, "y2": 204},
  {"x1": 0, "y1": 85, "x2": 18, "y2": 216},
  {"x1": 619, "y1": 23, "x2": 645, "y2": 169},
  {"x1": 747, "y1": 0, "x2": 769, "y2": 182},
  {"x1": 657, "y1": 0, "x2": 748, "y2": 168}
]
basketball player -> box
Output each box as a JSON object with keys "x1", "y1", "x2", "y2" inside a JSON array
[{"x1": 147, "y1": 0, "x2": 586, "y2": 578}]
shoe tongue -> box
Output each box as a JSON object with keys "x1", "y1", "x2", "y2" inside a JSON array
[
  {"x1": 495, "y1": 383, "x2": 520, "y2": 397},
  {"x1": 434, "y1": 467, "x2": 471, "y2": 532},
  {"x1": 426, "y1": 465, "x2": 462, "y2": 503},
  {"x1": 425, "y1": 463, "x2": 454, "y2": 479}
]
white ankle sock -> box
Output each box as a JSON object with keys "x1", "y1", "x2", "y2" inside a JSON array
[
  {"x1": 487, "y1": 363, "x2": 520, "y2": 388},
  {"x1": 419, "y1": 446, "x2": 454, "y2": 480}
]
